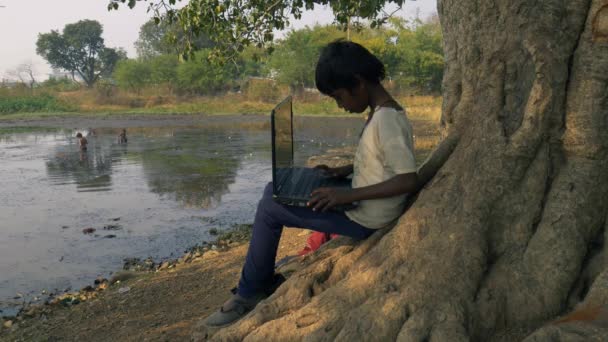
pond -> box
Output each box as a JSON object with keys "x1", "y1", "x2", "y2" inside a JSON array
[{"x1": 0, "y1": 115, "x2": 369, "y2": 316}]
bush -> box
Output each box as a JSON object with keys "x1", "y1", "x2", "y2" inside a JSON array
[
  {"x1": 242, "y1": 78, "x2": 283, "y2": 103},
  {"x1": 0, "y1": 93, "x2": 75, "y2": 114},
  {"x1": 40, "y1": 77, "x2": 81, "y2": 92}
]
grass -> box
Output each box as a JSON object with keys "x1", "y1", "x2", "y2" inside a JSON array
[
  {"x1": 0, "y1": 94, "x2": 75, "y2": 114},
  {"x1": 0, "y1": 88, "x2": 442, "y2": 123}
]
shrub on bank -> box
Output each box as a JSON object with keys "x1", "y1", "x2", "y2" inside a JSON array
[{"x1": 0, "y1": 94, "x2": 75, "y2": 114}]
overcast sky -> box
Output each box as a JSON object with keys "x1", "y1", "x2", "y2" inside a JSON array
[{"x1": 0, "y1": 0, "x2": 437, "y2": 81}]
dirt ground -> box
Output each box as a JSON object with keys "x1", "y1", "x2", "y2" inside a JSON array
[{"x1": 0, "y1": 228, "x2": 309, "y2": 342}]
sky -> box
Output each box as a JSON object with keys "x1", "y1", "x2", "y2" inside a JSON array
[{"x1": 0, "y1": 0, "x2": 437, "y2": 81}]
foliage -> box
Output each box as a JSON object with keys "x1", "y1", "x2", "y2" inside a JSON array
[
  {"x1": 0, "y1": 94, "x2": 74, "y2": 114},
  {"x1": 40, "y1": 77, "x2": 81, "y2": 92},
  {"x1": 175, "y1": 50, "x2": 239, "y2": 95},
  {"x1": 113, "y1": 59, "x2": 152, "y2": 92},
  {"x1": 267, "y1": 26, "x2": 344, "y2": 92},
  {"x1": 135, "y1": 18, "x2": 215, "y2": 59},
  {"x1": 268, "y1": 20, "x2": 444, "y2": 93},
  {"x1": 36, "y1": 20, "x2": 127, "y2": 87},
  {"x1": 109, "y1": 0, "x2": 406, "y2": 61}
]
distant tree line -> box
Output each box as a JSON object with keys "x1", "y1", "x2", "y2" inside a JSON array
[{"x1": 32, "y1": 17, "x2": 443, "y2": 96}]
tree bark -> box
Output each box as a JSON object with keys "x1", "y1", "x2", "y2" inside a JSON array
[{"x1": 199, "y1": 0, "x2": 608, "y2": 340}]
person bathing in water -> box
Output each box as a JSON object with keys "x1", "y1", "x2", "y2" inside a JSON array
[
  {"x1": 203, "y1": 40, "x2": 419, "y2": 327},
  {"x1": 76, "y1": 132, "x2": 88, "y2": 151},
  {"x1": 117, "y1": 129, "x2": 127, "y2": 144}
]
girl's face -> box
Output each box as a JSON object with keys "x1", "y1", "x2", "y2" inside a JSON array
[{"x1": 330, "y1": 81, "x2": 369, "y2": 114}]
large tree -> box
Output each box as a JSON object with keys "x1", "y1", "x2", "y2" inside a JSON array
[
  {"x1": 113, "y1": 0, "x2": 608, "y2": 340},
  {"x1": 135, "y1": 18, "x2": 214, "y2": 59},
  {"x1": 36, "y1": 20, "x2": 126, "y2": 87}
]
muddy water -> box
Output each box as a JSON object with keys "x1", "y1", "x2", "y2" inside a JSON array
[{"x1": 0, "y1": 116, "x2": 368, "y2": 315}]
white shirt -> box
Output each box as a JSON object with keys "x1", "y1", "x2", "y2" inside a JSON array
[{"x1": 345, "y1": 106, "x2": 417, "y2": 229}]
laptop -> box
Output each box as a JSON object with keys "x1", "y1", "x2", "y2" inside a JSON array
[{"x1": 271, "y1": 96, "x2": 356, "y2": 211}]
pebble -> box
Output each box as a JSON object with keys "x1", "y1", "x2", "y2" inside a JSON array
[
  {"x1": 3, "y1": 320, "x2": 13, "y2": 328},
  {"x1": 158, "y1": 261, "x2": 170, "y2": 270},
  {"x1": 82, "y1": 227, "x2": 96, "y2": 234},
  {"x1": 118, "y1": 286, "x2": 130, "y2": 294},
  {"x1": 94, "y1": 277, "x2": 108, "y2": 285}
]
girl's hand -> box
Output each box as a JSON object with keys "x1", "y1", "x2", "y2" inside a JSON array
[
  {"x1": 307, "y1": 187, "x2": 352, "y2": 212},
  {"x1": 313, "y1": 164, "x2": 343, "y2": 178}
]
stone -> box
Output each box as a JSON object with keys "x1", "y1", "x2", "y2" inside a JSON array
[
  {"x1": 159, "y1": 261, "x2": 170, "y2": 271},
  {"x1": 94, "y1": 277, "x2": 108, "y2": 285},
  {"x1": 3, "y1": 320, "x2": 13, "y2": 328}
]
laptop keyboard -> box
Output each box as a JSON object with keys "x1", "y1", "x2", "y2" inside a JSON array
[{"x1": 280, "y1": 168, "x2": 335, "y2": 198}]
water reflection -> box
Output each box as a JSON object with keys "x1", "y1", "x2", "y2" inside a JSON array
[
  {"x1": 43, "y1": 128, "x2": 247, "y2": 208},
  {"x1": 46, "y1": 142, "x2": 114, "y2": 192},
  {"x1": 139, "y1": 129, "x2": 244, "y2": 209}
]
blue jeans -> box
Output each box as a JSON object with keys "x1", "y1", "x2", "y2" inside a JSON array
[{"x1": 237, "y1": 183, "x2": 375, "y2": 297}]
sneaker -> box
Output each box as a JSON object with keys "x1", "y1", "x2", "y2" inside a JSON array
[
  {"x1": 203, "y1": 274, "x2": 286, "y2": 327},
  {"x1": 203, "y1": 290, "x2": 266, "y2": 327}
]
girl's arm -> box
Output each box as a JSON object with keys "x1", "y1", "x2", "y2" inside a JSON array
[{"x1": 308, "y1": 172, "x2": 418, "y2": 212}]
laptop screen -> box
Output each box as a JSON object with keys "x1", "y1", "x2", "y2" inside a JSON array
[{"x1": 273, "y1": 96, "x2": 293, "y2": 169}]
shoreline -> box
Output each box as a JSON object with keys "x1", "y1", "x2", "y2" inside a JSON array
[
  {"x1": 0, "y1": 226, "x2": 310, "y2": 340},
  {"x1": 0, "y1": 111, "x2": 363, "y2": 127},
  {"x1": 0, "y1": 223, "x2": 256, "y2": 320}
]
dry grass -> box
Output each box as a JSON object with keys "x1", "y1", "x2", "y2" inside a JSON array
[{"x1": 6, "y1": 89, "x2": 442, "y2": 123}]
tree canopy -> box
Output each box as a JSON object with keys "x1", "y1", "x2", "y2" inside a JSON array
[
  {"x1": 108, "y1": 0, "x2": 407, "y2": 60},
  {"x1": 135, "y1": 18, "x2": 215, "y2": 59},
  {"x1": 36, "y1": 20, "x2": 126, "y2": 87}
]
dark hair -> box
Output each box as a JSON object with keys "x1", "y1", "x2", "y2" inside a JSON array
[
  {"x1": 315, "y1": 40, "x2": 386, "y2": 95},
  {"x1": 76, "y1": 133, "x2": 83, "y2": 138}
]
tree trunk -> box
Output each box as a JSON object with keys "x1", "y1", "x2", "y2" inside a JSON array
[{"x1": 201, "y1": 0, "x2": 608, "y2": 340}]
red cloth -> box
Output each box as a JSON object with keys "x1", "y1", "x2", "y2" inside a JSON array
[{"x1": 297, "y1": 232, "x2": 339, "y2": 256}]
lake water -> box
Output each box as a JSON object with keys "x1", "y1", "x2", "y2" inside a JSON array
[{"x1": 0, "y1": 116, "x2": 367, "y2": 315}]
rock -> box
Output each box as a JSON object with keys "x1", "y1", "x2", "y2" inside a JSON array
[
  {"x1": 24, "y1": 308, "x2": 37, "y2": 318},
  {"x1": 103, "y1": 224, "x2": 122, "y2": 231},
  {"x1": 183, "y1": 252, "x2": 193, "y2": 262},
  {"x1": 82, "y1": 227, "x2": 96, "y2": 234},
  {"x1": 118, "y1": 286, "x2": 130, "y2": 294},
  {"x1": 104, "y1": 234, "x2": 116, "y2": 239},
  {"x1": 211, "y1": 245, "x2": 218, "y2": 251},
  {"x1": 158, "y1": 261, "x2": 170, "y2": 270},
  {"x1": 123, "y1": 257, "x2": 156, "y2": 272},
  {"x1": 81, "y1": 285, "x2": 95, "y2": 292},
  {"x1": 94, "y1": 277, "x2": 107, "y2": 285},
  {"x1": 3, "y1": 320, "x2": 13, "y2": 328}
]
